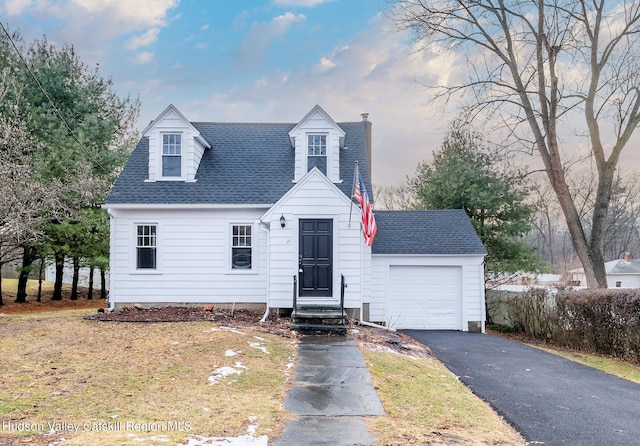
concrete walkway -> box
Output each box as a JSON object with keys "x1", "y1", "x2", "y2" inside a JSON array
[{"x1": 274, "y1": 335, "x2": 384, "y2": 446}]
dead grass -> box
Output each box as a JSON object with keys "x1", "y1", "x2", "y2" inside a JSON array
[
  {"x1": 0, "y1": 281, "x2": 531, "y2": 445},
  {"x1": 363, "y1": 350, "x2": 527, "y2": 446},
  {"x1": 530, "y1": 344, "x2": 640, "y2": 384},
  {"x1": 0, "y1": 311, "x2": 296, "y2": 445},
  {"x1": 0, "y1": 279, "x2": 106, "y2": 314}
]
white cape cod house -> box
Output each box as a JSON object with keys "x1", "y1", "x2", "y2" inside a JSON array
[{"x1": 104, "y1": 104, "x2": 487, "y2": 331}]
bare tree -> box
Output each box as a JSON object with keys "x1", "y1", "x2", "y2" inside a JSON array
[
  {"x1": 373, "y1": 184, "x2": 415, "y2": 210},
  {"x1": 392, "y1": 1, "x2": 640, "y2": 287}
]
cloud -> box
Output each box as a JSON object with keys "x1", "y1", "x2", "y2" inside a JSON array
[
  {"x1": 273, "y1": 0, "x2": 332, "y2": 7},
  {"x1": 235, "y1": 12, "x2": 306, "y2": 68},
  {"x1": 2, "y1": 0, "x2": 31, "y2": 15},
  {"x1": 176, "y1": 14, "x2": 459, "y2": 186},
  {"x1": 131, "y1": 51, "x2": 154, "y2": 64},
  {"x1": 200, "y1": 24, "x2": 209, "y2": 31},
  {"x1": 125, "y1": 28, "x2": 160, "y2": 50},
  {"x1": 72, "y1": 0, "x2": 179, "y2": 29}
]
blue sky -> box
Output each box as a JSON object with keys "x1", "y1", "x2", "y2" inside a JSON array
[{"x1": 0, "y1": 0, "x2": 461, "y2": 186}]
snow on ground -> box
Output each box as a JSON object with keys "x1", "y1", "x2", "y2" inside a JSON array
[
  {"x1": 225, "y1": 349, "x2": 239, "y2": 357},
  {"x1": 178, "y1": 417, "x2": 267, "y2": 446},
  {"x1": 248, "y1": 342, "x2": 269, "y2": 354},
  {"x1": 207, "y1": 362, "x2": 247, "y2": 385},
  {"x1": 209, "y1": 326, "x2": 246, "y2": 335}
]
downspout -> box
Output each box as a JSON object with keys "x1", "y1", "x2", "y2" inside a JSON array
[
  {"x1": 107, "y1": 208, "x2": 116, "y2": 312},
  {"x1": 358, "y1": 319, "x2": 396, "y2": 332},
  {"x1": 259, "y1": 220, "x2": 271, "y2": 323}
]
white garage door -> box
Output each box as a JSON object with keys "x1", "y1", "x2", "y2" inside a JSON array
[{"x1": 388, "y1": 265, "x2": 462, "y2": 330}]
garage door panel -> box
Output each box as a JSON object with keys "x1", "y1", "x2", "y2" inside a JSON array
[{"x1": 388, "y1": 265, "x2": 462, "y2": 330}]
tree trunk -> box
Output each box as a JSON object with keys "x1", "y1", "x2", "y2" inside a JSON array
[
  {"x1": 70, "y1": 257, "x2": 80, "y2": 300},
  {"x1": 87, "y1": 265, "x2": 94, "y2": 300},
  {"x1": 100, "y1": 269, "x2": 106, "y2": 299},
  {"x1": 0, "y1": 244, "x2": 3, "y2": 305},
  {"x1": 16, "y1": 246, "x2": 36, "y2": 303},
  {"x1": 52, "y1": 253, "x2": 64, "y2": 301},
  {"x1": 37, "y1": 258, "x2": 44, "y2": 302}
]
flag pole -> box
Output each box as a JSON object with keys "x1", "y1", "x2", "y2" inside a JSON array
[{"x1": 348, "y1": 161, "x2": 358, "y2": 227}]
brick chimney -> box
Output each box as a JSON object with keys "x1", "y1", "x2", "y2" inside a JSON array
[
  {"x1": 361, "y1": 113, "x2": 372, "y2": 176},
  {"x1": 625, "y1": 252, "x2": 632, "y2": 263}
]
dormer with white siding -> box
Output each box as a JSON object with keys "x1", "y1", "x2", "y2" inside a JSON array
[
  {"x1": 142, "y1": 104, "x2": 211, "y2": 182},
  {"x1": 289, "y1": 105, "x2": 346, "y2": 183}
]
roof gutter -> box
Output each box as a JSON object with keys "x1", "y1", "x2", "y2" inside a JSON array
[{"x1": 102, "y1": 203, "x2": 274, "y2": 210}]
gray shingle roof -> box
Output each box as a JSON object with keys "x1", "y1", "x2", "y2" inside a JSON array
[
  {"x1": 105, "y1": 121, "x2": 373, "y2": 205},
  {"x1": 372, "y1": 209, "x2": 487, "y2": 255},
  {"x1": 606, "y1": 259, "x2": 640, "y2": 274}
]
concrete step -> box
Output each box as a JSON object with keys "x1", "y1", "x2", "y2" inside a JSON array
[
  {"x1": 294, "y1": 309, "x2": 344, "y2": 319},
  {"x1": 289, "y1": 322, "x2": 347, "y2": 336}
]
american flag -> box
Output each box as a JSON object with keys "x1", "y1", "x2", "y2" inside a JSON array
[{"x1": 354, "y1": 167, "x2": 377, "y2": 246}]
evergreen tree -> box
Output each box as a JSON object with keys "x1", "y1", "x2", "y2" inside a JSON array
[{"x1": 410, "y1": 119, "x2": 546, "y2": 276}]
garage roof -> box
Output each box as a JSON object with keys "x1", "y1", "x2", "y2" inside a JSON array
[{"x1": 372, "y1": 209, "x2": 487, "y2": 255}]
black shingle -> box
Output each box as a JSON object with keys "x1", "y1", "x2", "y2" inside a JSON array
[
  {"x1": 105, "y1": 121, "x2": 373, "y2": 205},
  {"x1": 372, "y1": 210, "x2": 487, "y2": 255}
]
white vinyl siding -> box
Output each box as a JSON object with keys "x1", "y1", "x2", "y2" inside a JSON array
[
  {"x1": 370, "y1": 254, "x2": 485, "y2": 332},
  {"x1": 145, "y1": 106, "x2": 209, "y2": 182},
  {"x1": 289, "y1": 107, "x2": 344, "y2": 182},
  {"x1": 263, "y1": 169, "x2": 365, "y2": 309},
  {"x1": 109, "y1": 208, "x2": 268, "y2": 304}
]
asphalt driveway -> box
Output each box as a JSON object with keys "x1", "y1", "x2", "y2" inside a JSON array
[{"x1": 403, "y1": 330, "x2": 640, "y2": 446}]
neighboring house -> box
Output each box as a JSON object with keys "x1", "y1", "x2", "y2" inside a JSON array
[
  {"x1": 44, "y1": 260, "x2": 109, "y2": 290},
  {"x1": 571, "y1": 253, "x2": 640, "y2": 288},
  {"x1": 104, "y1": 104, "x2": 487, "y2": 331}
]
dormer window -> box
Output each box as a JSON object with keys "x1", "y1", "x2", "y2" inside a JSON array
[
  {"x1": 308, "y1": 134, "x2": 327, "y2": 174},
  {"x1": 162, "y1": 133, "x2": 182, "y2": 177}
]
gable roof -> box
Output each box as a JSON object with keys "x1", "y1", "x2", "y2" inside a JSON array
[
  {"x1": 105, "y1": 120, "x2": 372, "y2": 205},
  {"x1": 372, "y1": 209, "x2": 487, "y2": 255},
  {"x1": 605, "y1": 259, "x2": 640, "y2": 274},
  {"x1": 288, "y1": 104, "x2": 346, "y2": 138},
  {"x1": 142, "y1": 104, "x2": 210, "y2": 149}
]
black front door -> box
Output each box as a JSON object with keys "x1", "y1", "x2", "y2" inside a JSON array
[{"x1": 299, "y1": 219, "x2": 333, "y2": 297}]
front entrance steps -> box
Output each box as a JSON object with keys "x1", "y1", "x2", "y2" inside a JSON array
[{"x1": 290, "y1": 305, "x2": 347, "y2": 335}]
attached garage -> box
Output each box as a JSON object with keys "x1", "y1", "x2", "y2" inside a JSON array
[
  {"x1": 369, "y1": 210, "x2": 487, "y2": 332},
  {"x1": 388, "y1": 265, "x2": 462, "y2": 330}
]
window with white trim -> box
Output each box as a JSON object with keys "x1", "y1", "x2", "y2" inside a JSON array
[
  {"x1": 307, "y1": 134, "x2": 327, "y2": 174},
  {"x1": 231, "y1": 225, "x2": 252, "y2": 270},
  {"x1": 136, "y1": 224, "x2": 157, "y2": 269},
  {"x1": 162, "y1": 134, "x2": 182, "y2": 177}
]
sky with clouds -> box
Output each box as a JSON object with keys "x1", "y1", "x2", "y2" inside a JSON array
[{"x1": 0, "y1": 0, "x2": 463, "y2": 187}]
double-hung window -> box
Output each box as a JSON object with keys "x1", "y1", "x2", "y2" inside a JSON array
[
  {"x1": 136, "y1": 224, "x2": 157, "y2": 269},
  {"x1": 307, "y1": 134, "x2": 327, "y2": 174},
  {"x1": 231, "y1": 225, "x2": 252, "y2": 270},
  {"x1": 162, "y1": 134, "x2": 182, "y2": 177}
]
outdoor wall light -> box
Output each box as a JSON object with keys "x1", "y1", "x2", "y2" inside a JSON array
[{"x1": 280, "y1": 214, "x2": 286, "y2": 228}]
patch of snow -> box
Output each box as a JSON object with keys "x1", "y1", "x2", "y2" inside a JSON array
[
  {"x1": 179, "y1": 434, "x2": 268, "y2": 446},
  {"x1": 132, "y1": 435, "x2": 171, "y2": 442},
  {"x1": 249, "y1": 342, "x2": 269, "y2": 354},
  {"x1": 209, "y1": 326, "x2": 246, "y2": 335},
  {"x1": 253, "y1": 336, "x2": 265, "y2": 341},
  {"x1": 178, "y1": 418, "x2": 265, "y2": 446},
  {"x1": 203, "y1": 407, "x2": 211, "y2": 412},
  {"x1": 207, "y1": 365, "x2": 244, "y2": 385},
  {"x1": 235, "y1": 362, "x2": 247, "y2": 369},
  {"x1": 225, "y1": 349, "x2": 238, "y2": 357},
  {"x1": 247, "y1": 416, "x2": 259, "y2": 436}
]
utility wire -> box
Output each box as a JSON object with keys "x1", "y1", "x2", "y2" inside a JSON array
[{"x1": 0, "y1": 21, "x2": 110, "y2": 175}]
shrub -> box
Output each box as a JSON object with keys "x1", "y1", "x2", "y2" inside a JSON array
[{"x1": 499, "y1": 288, "x2": 640, "y2": 362}]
